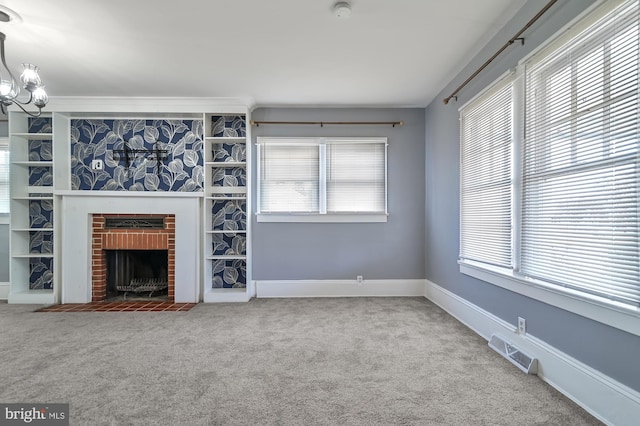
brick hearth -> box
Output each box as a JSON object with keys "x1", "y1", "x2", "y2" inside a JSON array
[{"x1": 91, "y1": 214, "x2": 176, "y2": 302}]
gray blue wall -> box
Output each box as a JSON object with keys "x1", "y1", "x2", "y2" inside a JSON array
[
  {"x1": 252, "y1": 108, "x2": 425, "y2": 280},
  {"x1": 425, "y1": 0, "x2": 640, "y2": 391}
]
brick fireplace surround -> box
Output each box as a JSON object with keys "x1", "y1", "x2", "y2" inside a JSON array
[{"x1": 91, "y1": 214, "x2": 176, "y2": 302}]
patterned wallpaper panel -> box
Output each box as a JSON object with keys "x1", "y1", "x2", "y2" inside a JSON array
[
  {"x1": 212, "y1": 200, "x2": 247, "y2": 231},
  {"x1": 211, "y1": 167, "x2": 247, "y2": 187},
  {"x1": 30, "y1": 257, "x2": 53, "y2": 290},
  {"x1": 70, "y1": 119, "x2": 204, "y2": 191},
  {"x1": 211, "y1": 142, "x2": 246, "y2": 162},
  {"x1": 211, "y1": 115, "x2": 246, "y2": 138},
  {"x1": 28, "y1": 117, "x2": 53, "y2": 187},
  {"x1": 29, "y1": 200, "x2": 53, "y2": 229},
  {"x1": 212, "y1": 233, "x2": 247, "y2": 256},
  {"x1": 212, "y1": 259, "x2": 246, "y2": 289}
]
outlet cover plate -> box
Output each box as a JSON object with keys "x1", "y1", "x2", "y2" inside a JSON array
[{"x1": 518, "y1": 317, "x2": 526, "y2": 334}]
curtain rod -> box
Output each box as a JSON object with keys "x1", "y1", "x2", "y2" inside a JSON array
[
  {"x1": 443, "y1": 0, "x2": 558, "y2": 105},
  {"x1": 250, "y1": 120, "x2": 403, "y2": 127}
]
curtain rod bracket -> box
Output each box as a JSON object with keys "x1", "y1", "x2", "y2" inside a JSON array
[{"x1": 443, "y1": 95, "x2": 457, "y2": 105}]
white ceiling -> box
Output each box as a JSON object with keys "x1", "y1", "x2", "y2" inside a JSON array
[{"x1": 0, "y1": 0, "x2": 528, "y2": 108}]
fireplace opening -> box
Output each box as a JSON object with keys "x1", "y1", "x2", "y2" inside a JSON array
[{"x1": 106, "y1": 250, "x2": 168, "y2": 300}]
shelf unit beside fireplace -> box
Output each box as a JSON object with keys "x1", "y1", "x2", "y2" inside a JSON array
[
  {"x1": 202, "y1": 114, "x2": 251, "y2": 302},
  {"x1": 8, "y1": 113, "x2": 56, "y2": 304}
]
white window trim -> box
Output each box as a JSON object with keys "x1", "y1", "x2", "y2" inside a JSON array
[
  {"x1": 257, "y1": 213, "x2": 388, "y2": 223},
  {"x1": 256, "y1": 137, "x2": 388, "y2": 223},
  {"x1": 459, "y1": 0, "x2": 640, "y2": 336}
]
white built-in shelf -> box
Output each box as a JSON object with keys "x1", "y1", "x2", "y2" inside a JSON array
[
  {"x1": 201, "y1": 113, "x2": 251, "y2": 300},
  {"x1": 205, "y1": 137, "x2": 246, "y2": 142},
  {"x1": 12, "y1": 161, "x2": 54, "y2": 166},
  {"x1": 12, "y1": 196, "x2": 54, "y2": 201},
  {"x1": 11, "y1": 132, "x2": 54, "y2": 140},
  {"x1": 207, "y1": 230, "x2": 247, "y2": 234},
  {"x1": 207, "y1": 196, "x2": 246, "y2": 201},
  {"x1": 8, "y1": 112, "x2": 58, "y2": 305},
  {"x1": 12, "y1": 253, "x2": 55, "y2": 259},
  {"x1": 208, "y1": 255, "x2": 247, "y2": 260},
  {"x1": 210, "y1": 187, "x2": 247, "y2": 194},
  {"x1": 205, "y1": 162, "x2": 246, "y2": 167}
]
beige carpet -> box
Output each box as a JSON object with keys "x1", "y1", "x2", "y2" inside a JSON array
[{"x1": 0, "y1": 297, "x2": 600, "y2": 425}]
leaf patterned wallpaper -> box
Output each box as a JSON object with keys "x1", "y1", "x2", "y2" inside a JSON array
[
  {"x1": 211, "y1": 115, "x2": 246, "y2": 138},
  {"x1": 212, "y1": 260, "x2": 247, "y2": 289},
  {"x1": 28, "y1": 117, "x2": 54, "y2": 290},
  {"x1": 70, "y1": 119, "x2": 204, "y2": 191}
]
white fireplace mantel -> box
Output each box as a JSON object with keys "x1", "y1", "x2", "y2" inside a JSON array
[{"x1": 59, "y1": 192, "x2": 201, "y2": 303}]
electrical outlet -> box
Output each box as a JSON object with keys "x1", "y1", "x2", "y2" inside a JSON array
[
  {"x1": 91, "y1": 159, "x2": 103, "y2": 170},
  {"x1": 356, "y1": 275, "x2": 363, "y2": 284},
  {"x1": 518, "y1": 317, "x2": 527, "y2": 334}
]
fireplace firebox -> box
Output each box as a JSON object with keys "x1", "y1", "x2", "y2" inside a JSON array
[{"x1": 106, "y1": 250, "x2": 168, "y2": 299}]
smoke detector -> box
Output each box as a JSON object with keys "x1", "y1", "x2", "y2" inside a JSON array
[{"x1": 333, "y1": 2, "x2": 352, "y2": 19}]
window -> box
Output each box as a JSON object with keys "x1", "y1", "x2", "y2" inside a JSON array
[
  {"x1": 257, "y1": 137, "x2": 387, "y2": 222},
  {"x1": 460, "y1": 75, "x2": 514, "y2": 269},
  {"x1": 522, "y1": 0, "x2": 639, "y2": 306},
  {"x1": 0, "y1": 138, "x2": 9, "y2": 215},
  {"x1": 459, "y1": 0, "x2": 640, "y2": 328}
]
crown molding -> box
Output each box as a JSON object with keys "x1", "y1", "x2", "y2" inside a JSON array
[{"x1": 11, "y1": 96, "x2": 256, "y2": 115}]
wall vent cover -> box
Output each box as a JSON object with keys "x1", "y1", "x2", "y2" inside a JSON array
[
  {"x1": 489, "y1": 333, "x2": 537, "y2": 374},
  {"x1": 105, "y1": 217, "x2": 165, "y2": 229}
]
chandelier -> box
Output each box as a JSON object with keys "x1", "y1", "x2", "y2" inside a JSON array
[{"x1": 0, "y1": 31, "x2": 48, "y2": 117}]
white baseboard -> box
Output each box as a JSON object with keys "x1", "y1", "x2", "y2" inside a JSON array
[
  {"x1": 425, "y1": 279, "x2": 640, "y2": 426},
  {"x1": 0, "y1": 282, "x2": 9, "y2": 300},
  {"x1": 256, "y1": 279, "x2": 426, "y2": 298}
]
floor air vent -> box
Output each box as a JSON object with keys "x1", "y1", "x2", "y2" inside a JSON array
[{"x1": 489, "y1": 334, "x2": 537, "y2": 375}]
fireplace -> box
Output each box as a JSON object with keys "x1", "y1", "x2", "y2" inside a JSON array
[{"x1": 92, "y1": 214, "x2": 175, "y2": 302}]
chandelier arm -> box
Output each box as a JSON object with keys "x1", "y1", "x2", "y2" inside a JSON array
[
  {"x1": 11, "y1": 91, "x2": 33, "y2": 106},
  {"x1": 9, "y1": 99, "x2": 42, "y2": 117},
  {"x1": 0, "y1": 33, "x2": 18, "y2": 89}
]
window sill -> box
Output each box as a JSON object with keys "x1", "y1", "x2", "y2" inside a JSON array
[
  {"x1": 0, "y1": 215, "x2": 9, "y2": 225},
  {"x1": 257, "y1": 213, "x2": 388, "y2": 223},
  {"x1": 459, "y1": 259, "x2": 640, "y2": 337}
]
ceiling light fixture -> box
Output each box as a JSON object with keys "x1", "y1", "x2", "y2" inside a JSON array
[
  {"x1": 333, "y1": 2, "x2": 352, "y2": 19},
  {"x1": 0, "y1": 6, "x2": 48, "y2": 117}
]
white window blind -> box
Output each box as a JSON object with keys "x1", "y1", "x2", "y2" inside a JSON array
[
  {"x1": 257, "y1": 137, "x2": 387, "y2": 217},
  {"x1": 460, "y1": 76, "x2": 514, "y2": 268},
  {"x1": 327, "y1": 142, "x2": 386, "y2": 213},
  {"x1": 0, "y1": 139, "x2": 9, "y2": 214},
  {"x1": 522, "y1": 0, "x2": 640, "y2": 305},
  {"x1": 259, "y1": 143, "x2": 320, "y2": 213}
]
